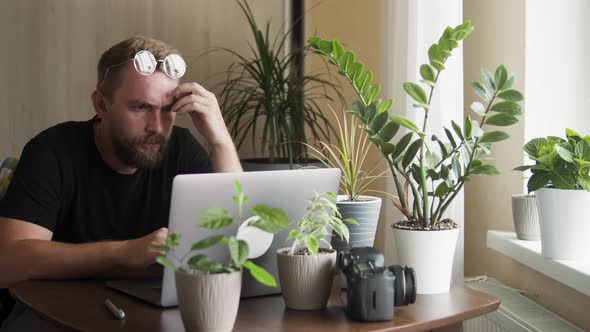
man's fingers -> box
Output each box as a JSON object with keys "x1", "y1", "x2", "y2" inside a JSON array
[{"x1": 173, "y1": 82, "x2": 210, "y2": 99}]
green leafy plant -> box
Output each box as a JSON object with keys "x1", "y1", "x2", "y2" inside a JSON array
[
  {"x1": 309, "y1": 20, "x2": 524, "y2": 229},
  {"x1": 155, "y1": 181, "x2": 289, "y2": 287},
  {"x1": 287, "y1": 192, "x2": 357, "y2": 255},
  {"x1": 218, "y1": 0, "x2": 343, "y2": 165},
  {"x1": 304, "y1": 108, "x2": 386, "y2": 202},
  {"x1": 515, "y1": 129, "x2": 590, "y2": 192}
]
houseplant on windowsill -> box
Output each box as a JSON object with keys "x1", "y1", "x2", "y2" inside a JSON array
[
  {"x1": 515, "y1": 129, "x2": 590, "y2": 259},
  {"x1": 304, "y1": 107, "x2": 385, "y2": 252},
  {"x1": 217, "y1": 0, "x2": 343, "y2": 171},
  {"x1": 277, "y1": 191, "x2": 356, "y2": 310},
  {"x1": 155, "y1": 181, "x2": 288, "y2": 332},
  {"x1": 309, "y1": 20, "x2": 524, "y2": 293}
]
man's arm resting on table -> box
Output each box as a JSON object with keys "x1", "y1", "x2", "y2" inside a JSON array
[{"x1": 0, "y1": 217, "x2": 167, "y2": 288}]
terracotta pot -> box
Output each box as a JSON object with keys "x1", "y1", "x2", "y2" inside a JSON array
[
  {"x1": 276, "y1": 248, "x2": 336, "y2": 310},
  {"x1": 175, "y1": 270, "x2": 242, "y2": 332}
]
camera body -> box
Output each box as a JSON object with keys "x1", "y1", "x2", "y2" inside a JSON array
[{"x1": 338, "y1": 247, "x2": 416, "y2": 322}]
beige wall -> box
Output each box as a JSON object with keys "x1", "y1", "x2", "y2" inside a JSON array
[
  {"x1": 464, "y1": 0, "x2": 590, "y2": 329},
  {"x1": 0, "y1": 0, "x2": 285, "y2": 158}
]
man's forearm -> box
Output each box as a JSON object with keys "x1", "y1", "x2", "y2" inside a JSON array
[
  {"x1": 210, "y1": 141, "x2": 243, "y2": 172},
  {"x1": 0, "y1": 239, "x2": 125, "y2": 287}
]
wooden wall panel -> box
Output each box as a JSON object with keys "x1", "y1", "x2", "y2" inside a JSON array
[{"x1": 0, "y1": 0, "x2": 285, "y2": 157}]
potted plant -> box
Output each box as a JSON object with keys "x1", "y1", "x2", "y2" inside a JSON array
[
  {"x1": 304, "y1": 108, "x2": 384, "y2": 252},
  {"x1": 277, "y1": 191, "x2": 356, "y2": 310},
  {"x1": 515, "y1": 129, "x2": 590, "y2": 259},
  {"x1": 309, "y1": 20, "x2": 524, "y2": 293},
  {"x1": 218, "y1": 0, "x2": 343, "y2": 170},
  {"x1": 155, "y1": 181, "x2": 288, "y2": 332}
]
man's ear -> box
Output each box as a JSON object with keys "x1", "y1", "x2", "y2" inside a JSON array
[{"x1": 91, "y1": 89, "x2": 108, "y2": 118}]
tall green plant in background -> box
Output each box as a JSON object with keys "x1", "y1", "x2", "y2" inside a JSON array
[
  {"x1": 309, "y1": 21, "x2": 524, "y2": 228},
  {"x1": 218, "y1": 0, "x2": 343, "y2": 164}
]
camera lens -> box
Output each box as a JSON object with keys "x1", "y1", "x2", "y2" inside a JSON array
[{"x1": 390, "y1": 265, "x2": 416, "y2": 306}]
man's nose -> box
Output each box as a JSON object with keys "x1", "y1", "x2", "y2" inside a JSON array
[{"x1": 145, "y1": 110, "x2": 164, "y2": 134}]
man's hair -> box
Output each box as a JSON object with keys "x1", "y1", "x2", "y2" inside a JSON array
[{"x1": 97, "y1": 36, "x2": 181, "y2": 99}]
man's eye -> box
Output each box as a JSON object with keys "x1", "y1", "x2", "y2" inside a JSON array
[{"x1": 133, "y1": 105, "x2": 148, "y2": 111}]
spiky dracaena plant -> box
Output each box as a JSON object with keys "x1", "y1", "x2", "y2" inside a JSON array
[{"x1": 309, "y1": 21, "x2": 524, "y2": 228}]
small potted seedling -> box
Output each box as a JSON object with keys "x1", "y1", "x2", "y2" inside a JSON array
[
  {"x1": 276, "y1": 192, "x2": 356, "y2": 310},
  {"x1": 155, "y1": 181, "x2": 288, "y2": 332}
]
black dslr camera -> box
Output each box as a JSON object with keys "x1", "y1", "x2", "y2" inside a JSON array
[{"x1": 338, "y1": 247, "x2": 416, "y2": 321}]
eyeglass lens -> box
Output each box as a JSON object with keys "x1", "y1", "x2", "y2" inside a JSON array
[{"x1": 133, "y1": 50, "x2": 186, "y2": 79}]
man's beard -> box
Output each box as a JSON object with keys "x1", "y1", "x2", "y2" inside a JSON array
[{"x1": 111, "y1": 132, "x2": 169, "y2": 169}]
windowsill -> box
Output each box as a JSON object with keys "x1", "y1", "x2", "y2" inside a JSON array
[{"x1": 486, "y1": 230, "x2": 590, "y2": 296}]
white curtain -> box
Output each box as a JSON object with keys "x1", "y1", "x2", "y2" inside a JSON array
[{"x1": 380, "y1": 0, "x2": 465, "y2": 285}]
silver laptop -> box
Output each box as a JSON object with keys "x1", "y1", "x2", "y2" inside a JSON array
[{"x1": 107, "y1": 168, "x2": 340, "y2": 307}]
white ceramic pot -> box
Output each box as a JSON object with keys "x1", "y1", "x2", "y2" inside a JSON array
[
  {"x1": 276, "y1": 248, "x2": 336, "y2": 310},
  {"x1": 331, "y1": 195, "x2": 382, "y2": 252},
  {"x1": 392, "y1": 226, "x2": 459, "y2": 294},
  {"x1": 175, "y1": 270, "x2": 242, "y2": 332},
  {"x1": 511, "y1": 194, "x2": 540, "y2": 241},
  {"x1": 535, "y1": 187, "x2": 590, "y2": 260}
]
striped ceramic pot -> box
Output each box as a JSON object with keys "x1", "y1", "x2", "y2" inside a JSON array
[{"x1": 331, "y1": 195, "x2": 382, "y2": 251}]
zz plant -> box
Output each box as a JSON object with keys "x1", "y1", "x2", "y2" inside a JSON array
[
  {"x1": 155, "y1": 181, "x2": 289, "y2": 286},
  {"x1": 287, "y1": 192, "x2": 356, "y2": 255},
  {"x1": 309, "y1": 21, "x2": 524, "y2": 229},
  {"x1": 516, "y1": 129, "x2": 590, "y2": 192}
]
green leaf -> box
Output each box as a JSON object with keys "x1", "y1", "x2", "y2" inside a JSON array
[
  {"x1": 420, "y1": 64, "x2": 436, "y2": 82},
  {"x1": 551, "y1": 167, "x2": 576, "y2": 189},
  {"x1": 166, "y1": 232, "x2": 181, "y2": 247},
  {"x1": 389, "y1": 115, "x2": 425, "y2": 138},
  {"x1": 155, "y1": 256, "x2": 177, "y2": 271},
  {"x1": 451, "y1": 120, "x2": 464, "y2": 141},
  {"x1": 497, "y1": 89, "x2": 524, "y2": 102},
  {"x1": 494, "y1": 65, "x2": 508, "y2": 90},
  {"x1": 366, "y1": 84, "x2": 381, "y2": 105},
  {"x1": 243, "y1": 260, "x2": 277, "y2": 287},
  {"x1": 250, "y1": 205, "x2": 289, "y2": 234},
  {"x1": 575, "y1": 141, "x2": 590, "y2": 161},
  {"x1": 379, "y1": 121, "x2": 399, "y2": 142},
  {"x1": 430, "y1": 59, "x2": 445, "y2": 71},
  {"x1": 191, "y1": 235, "x2": 226, "y2": 251},
  {"x1": 366, "y1": 103, "x2": 377, "y2": 123},
  {"x1": 513, "y1": 165, "x2": 533, "y2": 172},
  {"x1": 524, "y1": 138, "x2": 547, "y2": 159},
  {"x1": 444, "y1": 127, "x2": 457, "y2": 148},
  {"x1": 435, "y1": 182, "x2": 450, "y2": 197},
  {"x1": 318, "y1": 40, "x2": 333, "y2": 55},
  {"x1": 403, "y1": 82, "x2": 428, "y2": 105},
  {"x1": 380, "y1": 142, "x2": 395, "y2": 156},
  {"x1": 305, "y1": 236, "x2": 319, "y2": 255},
  {"x1": 287, "y1": 229, "x2": 298, "y2": 240},
  {"x1": 351, "y1": 100, "x2": 366, "y2": 119},
  {"x1": 376, "y1": 99, "x2": 393, "y2": 114},
  {"x1": 228, "y1": 237, "x2": 240, "y2": 266},
  {"x1": 402, "y1": 139, "x2": 423, "y2": 169},
  {"x1": 480, "y1": 68, "x2": 496, "y2": 90},
  {"x1": 470, "y1": 82, "x2": 490, "y2": 101},
  {"x1": 331, "y1": 39, "x2": 345, "y2": 59},
  {"x1": 490, "y1": 101, "x2": 522, "y2": 116},
  {"x1": 392, "y1": 132, "x2": 413, "y2": 161},
  {"x1": 470, "y1": 164, "x2": 500, "y2": 175},
  {"x1": 479, "y1": 131, "x2": 510, "y2": 143},
  {"x1": 485, "y1": 113, "x2": 519, "y2": 126},
  {"x1": 555, "y1": 145, "x2": 574, "y2": 163},
  {"x1": 198, "y1": 208, "x2": 233, "y2": 229},
  {"x1": 370, "y1": 110, "x2": 389, "y2": 133},
  {"x1": 527, "y1": 172, "x2": 551, "y2": 192},
  {"x1": 464, "y1": 116, "x2": 472, "y2": 138}
]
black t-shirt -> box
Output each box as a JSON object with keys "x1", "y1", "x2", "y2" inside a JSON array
[{"x1": 0, "y1": 119, "x2": 212, "y2": 243}]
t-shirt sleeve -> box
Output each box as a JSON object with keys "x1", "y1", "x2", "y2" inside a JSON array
[
  {"x1": 177, "y1": 129, "x2": 213, "y2": 174},
  {"x1": 0, "y1": 138, "x2": 61, "y2": 232}
]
